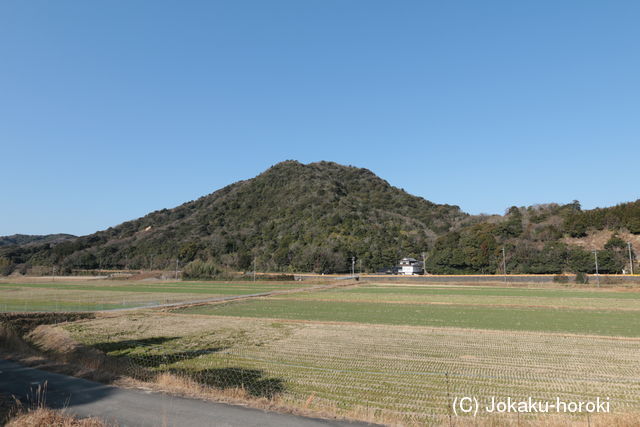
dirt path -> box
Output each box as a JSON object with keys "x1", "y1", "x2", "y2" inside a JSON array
[{"x1": 106, "y1": 280, "x2": 363, "y2": 313}]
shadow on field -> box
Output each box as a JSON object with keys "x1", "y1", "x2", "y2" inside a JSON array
[
  {"x1": 92, "y1": 336, "x2": 229, "y2": 368},
  {"x1": 92, "y1": 336, "x2": 180, "y2": 353},
  {"x1": 89, "y1": 336, "x2": 286, "y2": 398},
  {"x1": 173, "y1": 367, "x2": 285, "y2": 398},
  {"x1": 127, "y1": 347, "x2": 229, "y2": 369}
]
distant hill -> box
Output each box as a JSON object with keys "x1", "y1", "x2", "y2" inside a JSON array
[
  {"x1": 425, "y1": 201, "x2": 640, "y2": 275},
  {"x1": 0, "y1": 161, "x2": 466, "y2": 274},
  {"x1": 0, "y1": 234, "x2": 75, "y2": 247},
  {"x1": 1, "y1": 161, "x2": 637, "y2": 276}
]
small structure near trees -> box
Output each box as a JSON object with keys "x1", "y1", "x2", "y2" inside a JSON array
[{"x1": 399, "y1": 257, "x2": 424, "y2": 275}]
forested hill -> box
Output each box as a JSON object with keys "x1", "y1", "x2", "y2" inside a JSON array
[
  {"x1": 0, "y1": 161, "x2": 466, "y2": 274},
  {"x1": 426, "y1": 201, "x2": 640, "y2": 275},
  {"x1": 1, "y1": 161, "x2": 638, "y2": 276}
]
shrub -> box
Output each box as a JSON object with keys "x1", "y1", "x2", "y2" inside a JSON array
[
  {"x1": 262, "y1": 274, "x2": 295, "y2": 281},
  {"x1": 575, "y1": 271, "x2": 589, "y2": 284},
  {"x1": 182, "y1": 260, "x2": 222, "y2": 279},
  {"x1": 0, "y1": 257, "x2": 13, "y2": 276},
  {"x1": 240, "y1": 273, "x2": 295, "y2": 281}
]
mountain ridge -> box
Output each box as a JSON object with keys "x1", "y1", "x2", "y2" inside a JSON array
[
  {"x1": 1, "y1": 161, "x2": 467, "y2": 274},
  {"x1": 1, "y1": 160, "x2": 638, "y2": 275},
  {"x1": 0, "y1": 234, "x2": 76, "y2": 248}
]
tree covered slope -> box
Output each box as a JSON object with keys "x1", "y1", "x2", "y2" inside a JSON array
[
  {"x1": 1, "y1": 161, "x2": 638, "y2": 275},
  {"x1": 0, "y1": 234, "x2": 75, "y2": 247},
  {"x1": 1, "y1": 161, "x2": 466, "y2": 273},
  {"x1": 426, "y1": 201, "x2": 640, "y2": 274}
]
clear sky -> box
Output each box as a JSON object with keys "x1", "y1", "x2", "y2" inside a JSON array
[{"x1": 1, "y1": 1, "x2": 639, "y2": 236}]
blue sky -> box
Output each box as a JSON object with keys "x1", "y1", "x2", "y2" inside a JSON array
[{"x1": 1, "y1": 1, "x2": 639, "y2": 236}]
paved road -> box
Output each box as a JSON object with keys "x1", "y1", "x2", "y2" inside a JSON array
[{"x1": 0, "y1": 359, "x2": 372, "y2": 427}]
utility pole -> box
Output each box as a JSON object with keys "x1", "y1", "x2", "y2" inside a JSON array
[
  {"x1": 175, "y1": 259, "x2": 179, "y2": 280},
  {"x1": 502, "y1": 247, "x2": 507, "y2": 283},
  {"x1": 351, "y1": 256, "x2": 355, "y2": 277},
  {"x1": 628, "y1": 242, "x2": 634, "y2": 275},
  {"x1": 593, "y1": 250, "x2": 600, "y2": 287},
  {"x1": 253, "y1": 258, "x2": 256, "y2": 282},
  {"x1": 422, "y1": 252, "x2": 427, "y2": 275}
]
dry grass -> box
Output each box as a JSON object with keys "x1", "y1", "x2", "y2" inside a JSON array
[
  {"x1": 57, "y1": 311, "x2": 640, "y2": 425},
  {"x1": 0, "y1": 377, "x2": 107, "y2": 427},
  {"x1": 1, "y1": 315, "x2": 413, "y2": 425},
  {"x1": 4, "y1": 310, "x2": 640, "y2": 426},
  {"x1": 0, "y1": 322, "x2": 38, "y2": 355},
  {"x1": 119, "y1": 371, "x2": 420, "y2": 426},
  {"x1": 132, "y1": 372, "x2": 362, "y2": 419},
  {"x1": 563, "y1": 230, "x2": 640, "y2": 251},
  {"x1": 0, "y1": 276, "x2": 105, "y2": 283},
  {"x1": 0, "y1": 392, "x2": 17, "y2": 425},
  {"x1": 450, "y1": 412, "x2": 640, "y2": 426},
  {"x1": 0, "y1": 314, "x2": 125, "y2": 382},
  {"x1": 5, "y1": 321, "x2": 640, "y2": 426},
  {"x1": 5, "y1": 408, "x2": 107, "y2": 427},
  {"x1": 0, "y1": 278, "x2": 318, "y2": 312},
  {"x1": 0, "y1": 313, "x2": 95, "y2": 336},
  {"x1": 0, "y1": 286, "x2": 208, "y2": 306}
]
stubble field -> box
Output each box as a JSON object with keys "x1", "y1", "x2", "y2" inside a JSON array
[
  {"x1": 47, "y1": 281, "x2": 640, "y2": 424},
  {"x1": 0, "y1": 279, "x2": 305, "y2": 311}
]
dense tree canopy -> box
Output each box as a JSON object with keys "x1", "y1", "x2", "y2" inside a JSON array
[
  {"x1": 1, "y1": 161, "x2": 637, "y2": 276},
  {"x1": 0, "y1": 161, "x2": 465, "y2": 274}
]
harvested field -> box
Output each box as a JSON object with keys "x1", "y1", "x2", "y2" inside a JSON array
[
  {"x1": 63, "y1": 311, "x2": 640, "y2": 424},
  {"x1": 0, "y1": 280, "x2": 304, "y2": 312},
  {"x1": 6, "y1": 281, "x2": 640, "y2": 424}
]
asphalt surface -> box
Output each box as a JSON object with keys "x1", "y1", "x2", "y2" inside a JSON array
[{"x1": 0, "y1": 359, "x2": 372, "y2": 427}]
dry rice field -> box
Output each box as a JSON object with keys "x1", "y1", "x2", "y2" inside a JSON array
[{"x1": 55, "y1": 281, "x2": 640, "y2": 425}]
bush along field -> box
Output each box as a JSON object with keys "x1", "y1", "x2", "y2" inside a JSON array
[{"x1": 52, "y1": 282, "x2": 640, "y2": 425}]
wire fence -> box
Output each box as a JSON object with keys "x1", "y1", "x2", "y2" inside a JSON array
[
  {"x1": 4, "y1": 280, "x2": 640, "y2": 424},
  {"x1": 74, "y1": 329, "x2": 640, "y2": 425},
  {"x1": 0, "y1": 281, "x2": 319, "y2": 313}
]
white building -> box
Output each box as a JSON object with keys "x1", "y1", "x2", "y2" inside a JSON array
[{"x1": 399, "y1": 257, "x2": 424, "y2": 275}]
